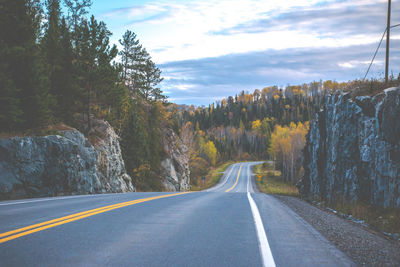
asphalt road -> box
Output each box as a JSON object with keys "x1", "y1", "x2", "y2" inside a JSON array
[{"x1": 0, "y1": 162, "x2": 355, "y2": 266}]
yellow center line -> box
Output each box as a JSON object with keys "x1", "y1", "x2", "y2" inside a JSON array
[
  {"x1": 225, "y1": 165, "x2": 242, "y2": 192},
  {"x1": 0, "y1": 192, "x2": 191, "y2": 244}
]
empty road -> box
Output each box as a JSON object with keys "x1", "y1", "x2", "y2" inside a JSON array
[{"x1": 0, "y1": 162, "x2": 354, "y2": 266}]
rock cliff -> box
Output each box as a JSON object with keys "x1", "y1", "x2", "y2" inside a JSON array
[
  {"x1": 160, "y1": 128, "x2": 190, "y2": 191},
  {"x1": 0, "y1": 120, "x2": 134, "y2": 199},
  {"x1": 299, "y1": 87, "x2": 400, "y2": 208}
]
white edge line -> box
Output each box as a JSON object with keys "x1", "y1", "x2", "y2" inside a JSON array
[
  {"x1": 247, "y1": 163, "x2": 251, "y2": 193},
  {"x1": 246, "y1": 163, "x2": 249, "y2": 192},
  {"x1": 0, "y1": 192, "x2": 136, "y2": 206},
  {"x1": 0, "y1": 195, "x2": 98, "y2": 206},
  {"x1": 247, "y1": 192, "x2": 276, "y2": 267}
]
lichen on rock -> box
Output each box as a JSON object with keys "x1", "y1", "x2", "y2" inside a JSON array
[
  {"x1": 160, "y1": 128, "x2": 190, "y2": 191},
  {"x1": 298, "y1": 87, "x2": 400, "y2": 208},
  {"x1": 0, "y1": 119, "x2": 134, "y2": 200}
]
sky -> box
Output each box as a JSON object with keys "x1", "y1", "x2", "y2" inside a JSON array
[{"x1": 88, "y1": 0, "x2": 400, "y2": 105}]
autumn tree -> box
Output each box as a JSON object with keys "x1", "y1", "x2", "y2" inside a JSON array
[
  {"x1": 201, "y1": 140, "x2": 217, "y2": 166},
  {"x1": 268, "y1": 122, "x2": 309, "y2": 182}
]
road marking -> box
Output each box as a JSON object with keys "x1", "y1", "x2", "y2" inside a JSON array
[
  {"x1": 0, "y1": 194, "x2": 102, "y2": 206},
  {"x1": 225, "y1": 164, "x2": 242, "y2": 192},
  {"x1": 205, "y1": 164, "x2": 236, "y2": 192},
  {"x1": 0, "y1": 192, "x2": 191, "y2": 244},
  {"x1": 247, "y1": 163, "x2": 252, "y2": 193},
  {"x1": 247, "y1": 192, "x2": 276, "y2": 267}
]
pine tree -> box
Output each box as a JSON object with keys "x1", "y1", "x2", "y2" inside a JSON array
[
  {"x1": 43, "y1": 0, "x2": 63, "y2": 118},
  {"x1": 141, "y1": 57, "x2": 165, "y2": 102},
  {"x1": 64, "y1": 0, "x2": 92, "y2": 47},
  {"x1": 120, "y1": 104, "x2": 150, "y2": 174},
  {"x1": 118, "y1": 30, "x2": 146, "y2": 97},
  {"x1": 0, "y1": 69, "x2": 22, "y2": 130},
  {"x1": 58, "y1": 17, "x2": 79, "y2": 122},
  {"x1": 119, "y1": 30, "x2": 141, "y2": 82},
  {"x1": 76, "y1": 15, "x2": 118, "y2": 132},
  {"x1": 0, "y1": 0, "x2": 52, "y2": 130}
]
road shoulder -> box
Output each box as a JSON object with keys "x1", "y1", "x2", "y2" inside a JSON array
[{"x1": 274, "y1": 195, "x2": 400, "y2": 266}]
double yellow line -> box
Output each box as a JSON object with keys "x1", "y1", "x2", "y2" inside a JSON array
[
  {"x1": 225, "y1": 165, "x2": 242, "y2": 192},
  {"x1": 0, "y1": 192, "x2": 190, "y2": 244}
]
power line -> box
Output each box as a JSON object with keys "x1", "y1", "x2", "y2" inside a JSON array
[
  {"x1": 363, "y1": 28, "x2": 387, "y2": 81},
  {"x1": 363, "y1": 22, "x2": 399, "y2": 81}
]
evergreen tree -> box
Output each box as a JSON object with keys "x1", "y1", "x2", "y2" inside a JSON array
[
  {"x1": 118, "y1": 30, "x2": 146, "y2": 97},
  {"x1": 119, "y1": 30, "x2": 141, "y2": 82},
  {"x1": 76, "y1": 15, "x2": 118, "y2": 132},
  {"x1": 64, "y1": 0, "x2": 92, "y2": 47},
  {"x1": 141, "y1": 57, "x2": 164, "y2": 102},
  {"x1": 57, "y1": 17, "x2": 78, "y2": 122},
  {"x1": 43, "y1": 0, "x2": 63, "y2": 117},
  {"x1": 0, "y1": 0, "x2": 52, "y2": 130},
  {"x1": 26, "y1": 0, "x2": 44, "y2": 41},
  {"x1": 120, "y1": 104, "x2": 150, "y2": 174}
]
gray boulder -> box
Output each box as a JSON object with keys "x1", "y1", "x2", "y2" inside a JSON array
[{"x1": 0, "y1": 120, "x2": 134, "y2": 200}]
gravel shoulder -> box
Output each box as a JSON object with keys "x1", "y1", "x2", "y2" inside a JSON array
[{"x1": 274, "y1": 195, "x2": 400, "y2": 266}]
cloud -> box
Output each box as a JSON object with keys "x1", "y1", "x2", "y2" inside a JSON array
[
  {"x1": 212, "y1": 0, "x2": 399, "y2": 38},
  {"x1": 95, "y1": 0, "x2": 400, "y2": 105},
  {"x1": 100, "y1": 0, "x2": 400, "y2": 63},
  {"x1": 160, "y1": 39, "x2": 400, "y2": 105}
]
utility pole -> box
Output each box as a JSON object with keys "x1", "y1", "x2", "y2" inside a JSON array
[{"x1": 385, "y1": 0, "x2": 391, "y2": 83}]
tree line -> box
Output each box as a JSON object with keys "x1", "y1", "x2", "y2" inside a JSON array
[
  {"x1": 180, "y1": 84, "x2": 323, "y2": 162},
  {"x1": 0, "y1": 0, "x2": 169, "y2": 191},
  {"x1": 179, "y1": 77, "x2": 400, "y2": 184}
]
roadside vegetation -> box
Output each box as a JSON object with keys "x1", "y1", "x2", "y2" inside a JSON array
[
  {"x1": 253, "y1": 162, "x2": 299, "y2": 197},
  {"x1": 325, "y1": 201, "x2": 400, "y2": 235},
  {"x1": 190, "y1": 161, "x2": 235, "y2": 191},
  {"x1": 1, "y1": 0, "x2": 178, "y2": 192},
  {"x1": 254, "y1": 161, "x2": 399, "y2": 234}
]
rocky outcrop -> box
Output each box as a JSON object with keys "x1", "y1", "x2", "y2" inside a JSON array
[
  {"x1": 298, "y1": 87, "x2": 400, "y2": 208},
  {"x1": 89, "y1": 119, "x2": 134, "y2": 193},
  {"x1": 160, "y1": 128, "x2": 190, "y2": 191},
  {"x1": 0, "y1": 120, "x2": 134, "y2": 199}
]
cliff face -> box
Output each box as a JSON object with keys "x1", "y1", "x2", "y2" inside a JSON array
[
  {"x1": 0, "y1": 120, "x2": 134, "y2": 199},
  {"x1": 299, "y1": 87, "x2": 400, "y2": 208},
  {"x1": 161, "y1": 128, "x2": 190, "y2": 191}
]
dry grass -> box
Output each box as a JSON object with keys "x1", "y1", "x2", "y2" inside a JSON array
[
  {"x1": 331, "y1": 201, "x2": 400, "y2": 234},
  {"x1": 253, "y1": 163, "x2": 299, "y2": 197},
  {"x1": 190, "y1": 161, "x2": 235, "y2": 191},
  {"x1": 0, "y1": 123, "x2": 74, "y2": 139}
]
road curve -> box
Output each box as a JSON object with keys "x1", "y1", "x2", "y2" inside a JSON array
[{"x1": 0, "y1": 162, "x2": 355, "y2": 266}]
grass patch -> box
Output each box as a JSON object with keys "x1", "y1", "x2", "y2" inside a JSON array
[
  {"x1": 191, "y1": 161, "x2": 235, "y2": 191},
  {"x1": 253, "y1": 163, "x2": 299, "y2": 197},
  {"x1": 329, "y1": 201, "x2": 400, "y2": 235}
]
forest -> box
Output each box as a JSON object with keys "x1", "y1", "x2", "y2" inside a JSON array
[
  {"x1": 179, "y1": 77, "x2": 400, "y2": 185},
  {"x1": 0, "y1": 0, "x2": 173, "y2": 191},
  {"x1": 2, "y1": 0, "x2": 399, "y2": 190}
]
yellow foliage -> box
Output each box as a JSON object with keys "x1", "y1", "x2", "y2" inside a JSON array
[
  {"x1": 132, "y1": 164, "x2": 151, "y2": 178},
  {"x1": 251, "y1": 120, "x2": 262, "y2": 132},
  {"x1": 323, "y1": 80, "x2": 340, "y2": 91},
  {"x1": 201, "y1": 140, "x2": 217, "y2": 166},
  {"x1": 268, "y1": 122, "x2": 309, "y2": 182}
]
